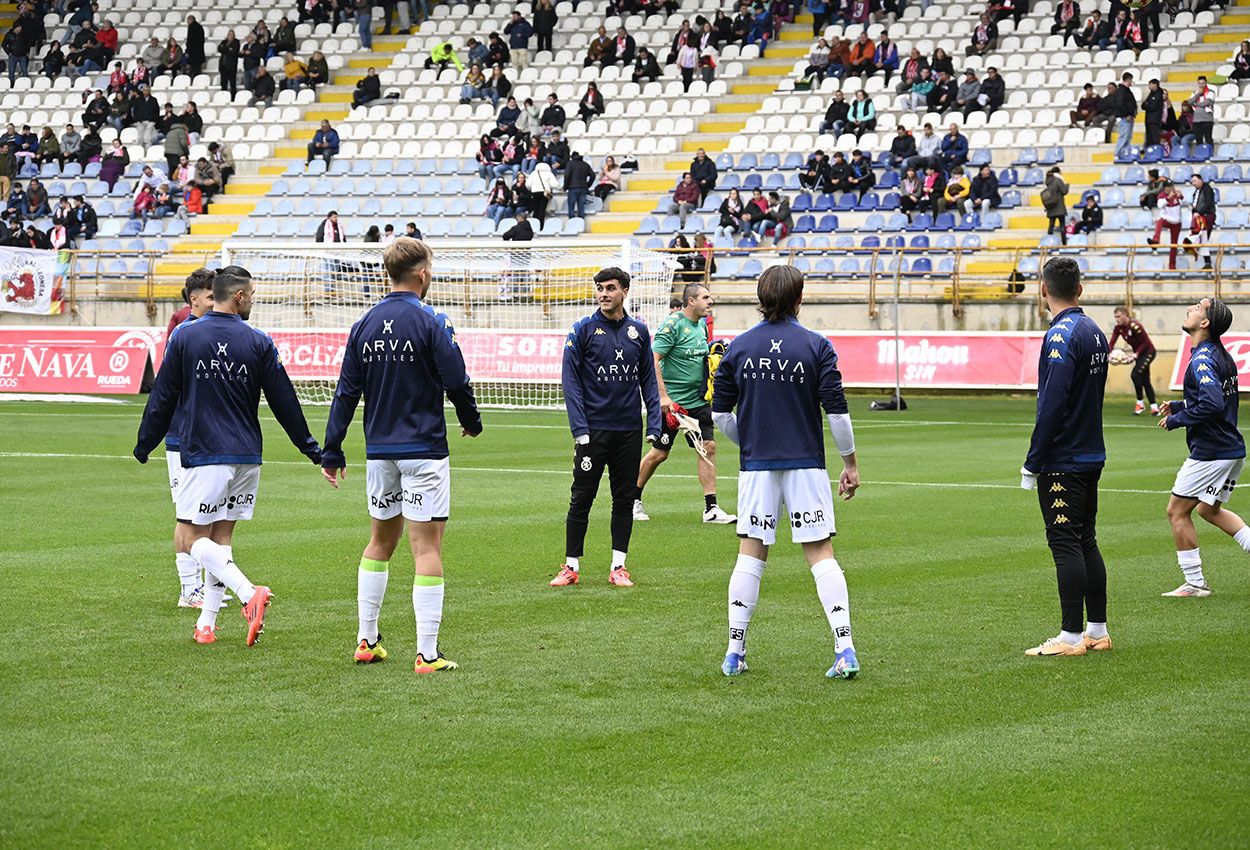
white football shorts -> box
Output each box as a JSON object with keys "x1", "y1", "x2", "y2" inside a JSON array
[
  {"x1": 365, "y1": 458, "x2": 451, "y2": 522},
  {"x1": 1172, "y1": 457, "x2": 1245, "y2": 506},
  {"x1": 176, "y1": 463, "x2": 261, "y2": 525},
  {"x1": 166, "y1": 449, "x2": 184, "y2": 503},
  {"x1": 736, "y1": 467, "x2": 836, "y2": 546}
]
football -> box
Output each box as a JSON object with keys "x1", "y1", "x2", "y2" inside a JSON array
[{"x1": 1109, "y1": 350, "x2": 1133, "y2": 365}]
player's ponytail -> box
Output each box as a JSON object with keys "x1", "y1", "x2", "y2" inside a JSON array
[{"x1": 1206, "y1": 297, "x2": 1236, "y2": 378}]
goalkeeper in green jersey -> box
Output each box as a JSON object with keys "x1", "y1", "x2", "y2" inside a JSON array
[{"x1": 633, "y1": 282, "x2": 736, "y2": 524}]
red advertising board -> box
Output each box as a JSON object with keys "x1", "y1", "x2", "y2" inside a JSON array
[
  {"x1": 0, "y1": 328, "x2": 161, "y2": 394},
  {"x1": 1169, "y1": 332, "x2": 1250, "y2": 391},
  {"x1": 812, "y1": 331, "x2": 1043, "y2": 389}
]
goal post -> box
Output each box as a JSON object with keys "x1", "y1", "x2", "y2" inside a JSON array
[{"x1": 219, "y1": 239, "x2": 677, "y2": 408}]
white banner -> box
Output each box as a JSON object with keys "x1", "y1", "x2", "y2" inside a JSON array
[{"x1": 0, "y1": 247, "x2": 66, "y2": 315}]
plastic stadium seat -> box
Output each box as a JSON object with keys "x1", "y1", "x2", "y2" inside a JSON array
[
  {"x1": 1214, "y1": 143, "x2": 1238, "y2": 162},
  {"x1": 815, "y1": 214, "x2": 839, "y2": 232},
  {"x1": 1013, "y1": 147, "x2": 1038, "y2": 166},
  {"x1": 793, "y1": 214, "x2": 816, "y2": 233},
  {"x1": 908, "y1": 234, "x2": 930, "y2": 249},
  {"x1": 791, "y1": 195, "x2": 812, "y2": 213},
  {"x1": 970, "y1": 149, "x2": 992, "y2": 167},
  {"x1": 1039, "y1": 146, "x2": 1064, "y2": 165},
  {"x1": 1020, "y1": 168, "x2": 1044, "y2": 187},
  {"x1": 1139, "y1": 145, "x2": 1164, "y2": 163},
  {"x1": 761, "y1": 153, "x2": 781, "y2": 170},
  {"x1": 906, "y1": 213, "x2": 933, "y2": 231},
  {"x1": 878, "y1": 171, "x2": 900, "y2": 190},
  {"x1": 835, "y1": 194, "x2": 856, "y2": 211},
  {"x1": 782, "y1": 153, "x2": 804, "y2": 169},
  {"x1": 856, "y1": 192, "x2": 880, "y2": 211},
  {"x1": 119, "y1": 220, "x2": 142, "y2": 237},
  {"x1": 979, "y1": 212, "x2": 1003, "y2": 230},
  {"x1": 1192, "y1": 144, "x2": 1213, "y2": 162},
  {"x1": 863, "y1": 213, "x2": 885, "y2": 230},
  {"x1": 1001, "y1": 190, "x2": 1022, "y2": 207},
  {"x1": 998, "y1": 168, "x2": 1018, "y2": 187},
  {"x1": 715, "y1": 153, "x2": 734, "y2": 171},
  {"x1": 812, "y1": 194, "x2": 835, "y2": 212},
  {"x1": 956, "y1": 213, "x2": 979, "y2": 231},
  {"x1": 163, "y1": 220, "x2": 187, "y2": 236},
  {"x1": 742, "y1": 174, "x2": 763, "y2": 191},
  {"x1": 809, "y1": 235, "x2": 832, "y2": 249},
  {"x1": 737, "y1": 154, "x2": 759, "y2": 171},
  {"x1": 1221, "y1": 164, "x2": 1243, "y2": 183},
  {"x1": 741, "y1": 259, "x2": 763, "y2": 277},
  {"x1": 1115, "y1": 145, "x2": 1140, "y2": 163},
  {"x1": 962, "y1": 234, "x2": 983, "y2": 248},
  {"x1": 836, "y1": 258, "x2": 858, "y2": 275},
  {"x1": 719, "y1": 174, "x2": 741, "y2": 191}
]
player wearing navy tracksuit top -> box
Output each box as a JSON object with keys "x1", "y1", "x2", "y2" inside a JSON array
[
  {"x1": 1159, "y1": 297, "x2": 1250, "y2": 597},
  {"x1": 136, "y1": 266, "x2": 321, "y2": 647},
  {"x1": 320, "y1": 238, "x2": 482, "y2": 670},
  {"x1": 711, "y1": 266, "x2": 862, "y2": 680},
  {"x1": 551, "y1": 267, "x2": 662, "y2": 588},
  {"x1": 162, "y1": 269, "x2": 215, "y2": 608},
  {"x1": 1020, "y1": 258, "x2": 1111, "y2": 657}
]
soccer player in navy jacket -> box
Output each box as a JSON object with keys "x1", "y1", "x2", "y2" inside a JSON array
[
  {"x1": 551, "y1": 267, "x2": 662, "y2": 588},
  {"x1": 1020, "y1": 258, "x2": 1111, "y2": 657},
  {"x1": 1158, "y1": 297, "x2": 1250, "y2": 597},
  {"x1": 321, "y1": 238, "x2": 483, "y2": 671},
  {"x1": 711, "y1": 266, "x2": 862, "y2": 680},
  {"x1": 135, "y1": 266, "x2": 322, "y2": 646}
]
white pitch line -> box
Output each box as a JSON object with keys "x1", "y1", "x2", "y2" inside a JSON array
[{"x1": 0, "y1": 451, "x2": 1170, "y2": 494}]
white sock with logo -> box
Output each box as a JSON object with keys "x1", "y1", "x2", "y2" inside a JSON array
[
  {"x1": 611, "y1": 549, "x2": 627, "y2": 569},
  {"x1": 176, "y1": 552, "x2": 200, "y2": 595},
  {"x1": 1085, "y1": 622, "x2": 1109, "y2": 639},
  {"x1": 190, "y1": 538, "x2": 255, "y2": 605},
  {"x1": 358, "y1": 557, "x2": 389, "y2": 644},
  {"x1": 727, "y1": 554, "x2": 765, "y2": 655},
  {"x1": 811, "y1": 558, "x2": 853, "y2": 652},
  {"x1": 1233, "y1": 527, "x2": 1250, "y2": 553},
  {"x1": 412, "y1": 576, "x2": 444, "y2": 659},
  {"x1": 1178, "y1": 548, "x2": 1205, "y2": 587},
  {"x1": 196, "y1": 572, "x2": 227, "y2": 629},
  {"x1": 565, "y1": 556, "x2": 580, "y2": 573}
]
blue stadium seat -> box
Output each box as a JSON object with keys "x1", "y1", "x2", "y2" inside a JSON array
[
  {"x1": 886, "y1": 256, "x2": 909, "y2": 274},
  {"x1": 741, "y1": 258, "x2": 763, "y2": 277},
  {"x1": 809, "y1": 235, "x2": 832, "y2": 249},
  {"x1": 657, "y1": 214, "x2": 680, "y2": 234},
  {"x1": 393, "y1": 160, "x2": 415, "y2": 177},
  {"x1": 716, "y1": 153, "x2": 734, "y2": 171},
  {"x1": 162, "y1": 220, "x2": 186, "y2": 237},
  {"x1": 1013, "y1": 147, "x2": 1038, "y2": 166},
  {"x1": 784, "y1": 173, "x2": 803, "y2": 191},
  {"x1": 469, "y1": 219, "x2": 493, "y2": 237},
  {"x1": 935, "y1": 234, "x2": 956, "y2": 249},
  {"x1": 861, "y1": 235, "x2": 880, "y2": 249},
  {"x1": 643, "y1": 236, "x2": 664, "y2": 250},
  {"x1": 856, "y1": 192, "x2": 879, "y2": 211},
  {"x1": 933, "y1": 212, "x2": 956, "y2": 230},
  {"x1": 1139, "y1": 145, "x2": 1164, "y2": 163},
  {"x1": 1115, "y1": 145, "x2": 1140, "y2": 163},
  {"x1": 714, "y1": 258, "x2": 738, "y2": 278},
  {"x1": 1214, "y1": 143, "x2": 1239, "y2": 162},
  {"x1": 1222, "y1": 186, "x2": 1246, "y2": 206},
  {"x1": 40, "y1": 162, "x2": 60, "y2": 178},
  {"x1": 253, "y1": 219, "x2": 278, "y2": 237},
  {"x1": 565, "y1": 218, "x2": 586, "y2": 237},
  {"x1": 1020, "y1": 168, "x2": 1044, "y2": 187},
  {"x1": 833, "y1": 234, "x2": 855, "y2": 249},
  {"x1": 1101, "y1": 166, "x2": 1120, "y2": 183},
  {"x1": 119, "y1": 220, "x2": 142, "y2": 237},
  {"x1": 1220, "y1": 164, "x2": 1244, "y2": 183},
  {"x1": 815, "y1": 214, "x2": 839, "y2": 232},
  {"x1": 542, "y1": 218, "x2": 564, "y2": 236},
  {"x1": 782, "y1": 152, "x2": 804, "y2": 170},
  {"x1": 1105, "y1": 210, "x2": 1129, "y2": 230},
  {"x1": 970, "y1": 149, "x2": 992, "y2": 167},
  {"x1": 637, "y1": 215, "x2": 658, "y2": 234},
  {"x1": 998, "y1": 168, "x2": 1018, "y2": 187},
  {"x1": 955, "y1": 213, "x2": 977, "y2": 231},
  {"x1": 359, "y1": 198, "x2": 382, "y2": 217},
  {"x1": 1039, "y1": 234, "x2": 1061, "y2": 247},
  {"x1": 787, "y1": 235, "x2": 807, "y2": 248},
  {"x1": 110, "y1": 180, "x2": 132, "y2": 197},
  {"x1": 63, "y1": 162, "x2": 82, "y2": 177},
  {"x1": 834, "y1": 193, "x2": 856, "y2": 211},
  {"x1": 94, "y1": 199, "x2": 114, "y2": 216},
  {"x1": 793, "y1": 214, "x2": 815, "y2": 233},
  {"x1": 1192, "y1": 144, "x2": 1213, "y2": 162},
  {"x1": 1040, "y1": 146, "x2": 1064, "y2": 165},
  {"x1": 274, "y1": 198, "x2": 296, "y2": 216},
  {"x1": 908, "y1": 234, "x2": 930, "y2": 249},
  {"x1": 306, "y1": 160, "x2": 327, "y2": 176},
  {"x1": 907, "y1": 213, "x2": 933, "y2": 231},
  {"x1": 381, "y1": 198, "x2": 404, "y2": 217},
  {"x1": 764, "y1": 173, "x2": 785, "y2": 190},
  {"x1": 791, "y1": 258, "x2": 811, "y2": 272},
  {"x1": 234, "y1": 220, "x2": 257, "y2": 237},
  {"x1": 979, "y1": 212, "x2": 1003, "y2": 230},
  {"x1": 878, "y1": 171, "x2": 899, "y2": 190},
  {"x1": 1119, "y1": 166, "x2": 1144, "y2": 185},
  {"x1": 884, "y1": 234, "x2": 904, "y2": 249},
  {"x1": 736, "y1": 234, "x2": 759, "y2": 248},
  {"x1": 836, "y1": 258, "x2": 858, "y2": 275},
  {"x1": 737, "y1": 154, "x2": 759, "y2": 171},
  {"x1": 1001, "y1": 190, "x2": 1022, "y2": 208},
  {"x1": 1102, "y1": 188, "x2": 1125, "y2": 207},
  {"x1": 761, "y1": 153, "x2": 781, "y2": 171},
  {"x1": 885, "y1": 212, "x2": 909, "y2": 230},
  {"x1": 863, "y1": 212, "x2": 885, "y2": 230},
  {"x1": 1199, "y1": 164, "x2": 1218, "y2": 183},
  {"x1": 742, "y1": 173, "x2": 763, "y2": 190},
  {"x1": 83, "y1": 162, "x2": 101, "y2": 178}
]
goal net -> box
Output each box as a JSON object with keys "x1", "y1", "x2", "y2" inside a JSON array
[{"x1": 220, "y1": 239, "x2": 676, "y2": 408}]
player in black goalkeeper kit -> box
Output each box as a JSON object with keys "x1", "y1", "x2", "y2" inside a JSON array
[
  {"x1": 551, "y1": 267, "x2": 662, "y2": 588},
  {"x1": 1020, "y1": 257, "x2": 1112, "y2": 657}
]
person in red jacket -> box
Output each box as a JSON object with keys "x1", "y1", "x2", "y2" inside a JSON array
[
  {"x1": 667, "y1": 172, "x2": 701, "y2": 228},
  {"x1": 1110, "y1": 305, "x2": 1158, "y2": 416}
]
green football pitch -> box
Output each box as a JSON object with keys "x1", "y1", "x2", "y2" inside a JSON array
[{"x1": 1, "y1": 395, "x2": 1247, "y2": 849}]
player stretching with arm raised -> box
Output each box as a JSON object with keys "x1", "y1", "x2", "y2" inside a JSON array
[
  {"x1": 1158, "y1": 298, "x2": 1249, "y2": 597},
  {"x1": 135, "y1": 266, "x2": 322, "y2": 646},
  {"x1": 166, "y1": 269, "x2": 214, "y2": 608},
  {"x1": 633, "y1": 282, "x2": 736, "y2": 525},
  {"x1": 711, "y1": 266, "x2": 862, "y2": 680},
  {"x1": 1020, "y1": 257, "x2": 1111, "y2": 657},
  {"x1": 551, "y1": 267, "x2": 662, "y2": 588},
  {"x1": 321, "y1": 238, "x2": 483, "y2": 671}
]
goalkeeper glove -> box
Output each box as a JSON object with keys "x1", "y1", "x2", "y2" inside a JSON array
[{"x1": 1020, "y1": 466, "x2": 1038, "y2": 491}]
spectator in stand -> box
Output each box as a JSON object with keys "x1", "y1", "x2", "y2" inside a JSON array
[
  {"x1": 1185, "y1": 77, "x2": 1214, "y2": 147},
  {"x1": 465, "y1": 37, "x2": 487, "y2": 67},
  {"x1": 690, "y1": 147, "x2": 717, "y2": 202},
  {"x1": 826, "y1": 151, "x2": 849, "y2": 192},
  {"x1": 717, "y1": 186, "x2": 748, "y2": 234},
  {"x1": 668, "y1": 172, "x2": 700, "y2": 227},
  {"x1": 668, "y1": 18, "x2": 693, "y2": 63},
  {"x1": 917, "y1": 164, "x2": 945, "y2": 215},
  {"x1": 847, "y1": 31, "x2": 874, "y2": 77},
  {"x1": 42, "y1": 40, "x2": 66, "y2": 78},
  {"x1": 208, "y1": 142, "x2": 233, "y2": 188},
  {"x1": 239, "y1": 33, "x2": 262, "y2": 88},
  {"x1": 808, "y1": 0, "x2": 828, "y2": 36},
  {"x1": 977, "y1": 67, "x2": 1005, "y2": 115},
  {"x1": 747, "y1": 3, "x2": 772, "y2": 54},
  {"x1": 62, "y1": 0, "x2": 93, "y2": 44},
  {"x1": 731, "y1": 5, "x2": 751, "y2": 44},
  {"x1": 380, "y1": 223, "x2": 395, "y2": 244},
  {"x1": 872, "y1": 33, "x2": 899, "y2": 84},
  {"x1": 1112, "y1": 72, "x2": 1138, "y2": 158},
  {"x1": 765, "y1": 190, "x2": 792, "y2": 240},
  {"x1": 282, "y1": 52, "x2": 309, "y2": 90},
  {"x1": 77, "y1": 126, "x2": 101, "y2": 167},
  {"x1": 425, "y1": 41, "x2": 463, "y2": 71},
  {"x1": 845, "y1": 90, "x2": 875, "y2": 140},
  {"x1": 895, "y1": 48, "x2": 928, "y2": 95},
  {"x1": 584, "y1": 25, "x2": 611, "y2": 68},
  {"x1": 516, "y1": 97, "x2": 540, "y2": 136},
  {"x1": 846, "y1": 149, "x2": 875, "y2": 198},
  {"x1": 1118, "y1": 11, "x2": 1146, "y2": 55},
  {"x1": 72, "y1": 195, "x2": 96, "y2": 242},
  {"x1": 804, "y1": 37, "x2": 831, "y2": 82},
  {"x1": 940, "y1": 166, "x2": 969, "y2": 216},
  {"x1": 800, "y1": 149, "x2": 831, "y2": 192},
  {"x1": 60, "y1": 125, "x2": 81, "y2": 165},
  {"x1": 5, "y1": 182, "x2": 24, "y2": 216},
  {"x1": 459, "y1": 64, "x2": 487, "y2": 104},
  {"x1": 1069, "y1": 83, "x2": 1101, "y2": 127},
  {"x1": 611, "y1": 26, "x2": 636, "y2": 66},
  {"x1": 306, "y1": 119, "x2": 339, "y2": 165},
  {"x1": 158, "y1": 37, "x2": 184, "y2": 78},
  {"x1": 888, "y1": 127, "x2": 916, "y2": 169},
  {"x1": 544, "y1": 129, "x2": 569, "y2": 170},
  {"x1": 98, "y1": 137, "x2": 128, "y2": 189},
  {"x1": 820, "y1": 90, "x2": 848, "y2": 136},
  {"x1": 577, "y1": 81, "x2": 605, "y2": 124},
  {"x1": 35, "y1": 128, "x2": 60, "y2": 168},
  {"x1": 827, "y1": 37, "x2": 850, "y2": 79},
  {"x1": 486, "y1": 177, "x2": 514, "y2": 224},
  {"x1": 1074, "y1": 9, "x2": 1108, "y2": 48},
  {"x1": 1186, "y1": 172, "x2": 1216, "y2": 270},
  {"x1": 171, "y1": 155, "x2": 192, "y2": 189},
  {"x1": 929, "y1": 46, "x2": 954, "y2": 78},
  {"x1": 3, "y1": 23, "x2": 30, "y2": 84},
  {"x1": 249, "y1": 65, "x2": 276, "y2": 106},
  {"x1": 23, "y1": 177, "x2": 49, "y2": 218},
  {"x1": 1230, "y1": 40, "x2": 1250, "y2": 81},
  {"x1": 404, "y1": 221, "x2": 423, "y2": 239},
  {"x1": 1140, "y1": 168, "x2": 1165, "y2": 213},
  {"x1": 1051, "y1": 0, "x2": 1080, "y2": 43},
  {"x1": 1089, "y1": 82, "x2": 1118, "y2": 142},
  {"x1": 539, "y1": 93, "x2": 565, "y2": 131},
  {"x1": 939, "y1": 123, "x2": 968, "y2": 171},
  {"x1": 253, "y1": 19, "x2": 273, "y2": 57},
  {"x1": 632, "y1": 47, "x2": 660, "y2": 83},
  {"x1": 907, "y1": 67, "x2": 935, "y2": 112},
  {"x1": 966, "y1": 12, "x2": 998, "y2": 57},
  {"x1": 713, "y1": 9, "x2": 733, "y2": 44},
  {"x1": 315, "y1": 209, "x2": 346, "y2": 242},
  {"x1": 955, "y1": 70, "x2": 981, "y2": 117},
  {"x1": 927, "y1": 69, "x2": 958, "y2": 114},
  {"x1": 1142, "y1": 78, "x2": 1164, "y2": 148},
  {"x1": 1104, "y1": 10, "x2": 1128, "y2": 49},
  {"x1": 494, "y1": 97, "x2": 521, "y2": 137},
  {"x1": 271, "y1": 15, "x2": 295, "y2": 56},
  {"x1": 1074, "y1": 193, "x2": 1102, "y2": 237},
  {"x1": 129, "y1": 86, "x2": 159, "y2": 146},
  {"x1": 1149, "y1": 181, "x2": 1183, "y2": 268},
  {"x1": 742, "y1": 188, "x2": 768, "y2": 235},
  {"x1": 163, "y1": 121, "x2": 189, "y2": 175},
  {"x1": 189, "y1": 156, "x2": 221, "y2": 199},
  {"x1": 966, "y1": 164, "x2": 1000, "y2": 216},
  {"x1": 907, "y1": 123, "x2": 940, "y2": 171},
  {"x1": 103, "y1": 92, "x2": 126, "y2": 132},
  {"x1": 898, "y1": 168, "x2": 922, "y2": 218},
  {"x1": 356, "y1": 0, "x2": 373, "y2": 50},
  {"x1": 140, "y1": 35, "x2": 163, "y2": 70},
  {"x1": 676, "y1": 39, "x2": 698, "y2": 92},
  {"x1": 593, "y1": 155, "x2": 621, "y2": 201},
  {"x1": 503, "y1": 11, "x2": 533, "y2": 70},
  {"x1": 1041, "y1": 166, "x2": 1068, "y2": 245},
  {"x1": 486, "y1": 32, "x2": 510, "y2": 68},
  {"x1": 534, "y1": 0, "x2": 557, "y2": 54},
  {"x1": 486, "y1": 66, "x2": 511, "y2": 107},
  {"x1": 563, "y1": 151, "x2": 594, "y2": 219},
  {"x1": 106, "y1": 61, "x2": 127, "y2": 94},
  {"x1": 218, "y1": 30, "x2": 240, "y2": 95},
  {"x1": 308, "y1": 50, "x2": 330, "y2": 88},
  {"x1": 352, "y1": 67, "x2": 382, "y2": 108},
  {"x1": 502, "y1": 209, "x2": 533, "y2": 240},
  {"x1": 517, "y1": 169, "x2": 552, "y2": 225},
  {"x1": 1175, "y1": 99, "x2": 1195, "y2": 149},
  {"x1": 518, "y1": 134, "x2": 543, "y2": 173}
]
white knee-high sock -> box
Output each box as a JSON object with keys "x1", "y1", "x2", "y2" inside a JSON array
[
  {"x1": 190, "y1": 538, "x2": 255, "y2": 605},
  {"x1": 412, "y1": 576, "x2": 444, "y2": 658},
  {"x1": 358, "y1": 557, "x2": 389, "y2": 643},
  {"x1": 175, "y1": 552, "x2": 200, "y2": 595},
  {"x1": 1233, "y1": 527, "x2": 1250, "y2": 553},
  {"x1": 811, "y1": 558, "x2": 854, "y2": 652},
  {"x1": 1178, "y1": 548, "x2": 1205, "y2": 586},
  {"x1": 196, "y1": 572, "x2": 227, "y2": 629},
  {"x1": 727, "y1": 554, "x2": 766, "y2": 655}
]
